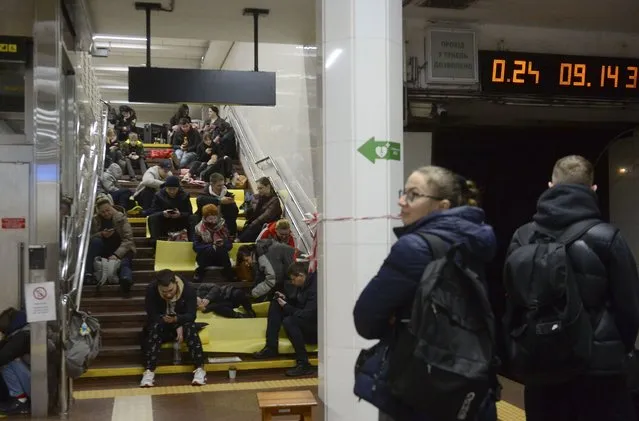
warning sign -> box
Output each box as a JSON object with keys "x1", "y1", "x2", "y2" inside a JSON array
[
  {"x1": 25, "y1": 282, "x2": 56, "y2": 323},
  {"x1": 1, "y1": 218, "x2": 25, "y2": 229}
]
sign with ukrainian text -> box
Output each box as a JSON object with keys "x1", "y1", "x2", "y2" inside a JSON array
[
  {"x1": 0, "y1": 36, "x2": 30, "y2": 63},
  {"x1": 427, "y1": 28, "x2": 478, "y2": 84}
]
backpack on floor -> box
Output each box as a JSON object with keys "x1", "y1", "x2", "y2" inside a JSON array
[
  {"x1": 66, "y1": 309, "x2": 101, "y2": 379},
  {"x1": 388, "y1": 234, "x2": 497, "y2": 421},
  {"x1": 503, "y1": 219, "x2": 601, "y2": 385},
  {"x1": 93, "y1": 257, "x2": 121, "y2": 286}
]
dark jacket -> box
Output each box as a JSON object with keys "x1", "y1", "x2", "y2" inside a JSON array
[
  {"x1": 0, "y1": 309, "x2": 29, "y2": 367},
  {"x1": 195, "y1": 184, "x2": 237, "y2": 218},
  {"x1": 282, "y1": 271, "x2": 317, "y2": 325},
  {"x1": 145, "y1": 277, "x2": 197, "y2": 325},
  {"x1": 171, "y1": 128, "x2": 201, "y2": 153},
  {"x1": 354, "y1": 206, "x2": 496, "y2": 341},
  {"x1": 149, "y1": 188, "x2": 193, "y2": 218},
  {"x1": 197, "y1": 283, "x2": 234, "y2": 303},
  {"x1": 195, "y1": 141, "x2": 222, "y2": 163},
  {"x1": 509, "y1": 184, "x2": 639, "y2": 374},
  {"x1": 121, "y1": 139, "x2": 145, "y2": 157},
  {"x1": 246, "y1": 194, "x2": 282, "y2": 232},
  {"x1": 353, "y1": 207, "x2": 496, "y2": 421}
]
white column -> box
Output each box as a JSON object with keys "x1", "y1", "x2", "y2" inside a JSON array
[{"x1": 316, "y1": 0, "x2": 404, "y2": 419}]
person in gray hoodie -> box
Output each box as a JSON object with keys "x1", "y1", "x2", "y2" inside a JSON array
[
  {"x1": 251, "y1": 239, "x2": 296, "y2": 301},
  {"x1": 132, "y1": 160, "x2": 172, "y2": 210},
  {"x1": 99, "y1": 163, "x2": 132, "y2": 210}
]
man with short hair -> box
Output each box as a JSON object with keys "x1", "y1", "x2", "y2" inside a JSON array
[
  {"x1": 171, "y1": 117, "x2": 201, "y2": 168},
  {"x1": 147, "y1": 175, "x2": 193, "y2": 241},
  {"x1": 140, "y1": 269, "x2": 206, "y2": 387},
  {"x1": 195, "y1": 173, "x2": 239, "y2": 235},
  {"x1": 506, "y1": 155, "x2": 639, "y2": 421},
  {"x1": 253, "y1": 262, "x2": 317, "y2": 377}
]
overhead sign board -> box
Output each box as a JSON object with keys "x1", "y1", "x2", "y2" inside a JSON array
[
  {"x1": 0, "y1": 36, "x2": 31, "y2": 63},
  {"x1": 426, "y1": 28, "x2": 478, "y2": 85}
]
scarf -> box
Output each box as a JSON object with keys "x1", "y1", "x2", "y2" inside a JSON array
[
  {"x1": 208, "y1": 185, "x2": 227, "y2": 198},
  {"x1": 161, "y1": 276, "x2": 185, "y2": 315},
  {"x1": 195, "y1": 216, "x2": 228, "y2": 244}
]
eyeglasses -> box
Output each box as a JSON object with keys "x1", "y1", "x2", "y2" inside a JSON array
[{"x1": 399, "y1": 189, "x2": 443, "y2": 203}]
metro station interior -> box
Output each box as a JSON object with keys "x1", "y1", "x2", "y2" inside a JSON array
[{"x1": 2, "y1": 0, "x2": 639, "y2": 420}]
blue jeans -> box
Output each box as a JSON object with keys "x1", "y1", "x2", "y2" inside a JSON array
[
  {"x1": 174, "y1": 150, "x2": 197, "y2": 168},
  {"x1": 2, "y1": 360, "x2": 30, "y2": 398}
]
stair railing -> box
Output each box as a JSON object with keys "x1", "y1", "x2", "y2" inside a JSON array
[{"x1": 222, "y1": 105, "x2": 315, "y2": 254}]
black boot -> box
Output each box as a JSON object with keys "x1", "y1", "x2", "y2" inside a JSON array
[
  {"x1": 253, "y1": 346, "x2": 278, "y2": 359},
  {"x1": 285, "y1": 361, "x2": 314, "y2": 377}
]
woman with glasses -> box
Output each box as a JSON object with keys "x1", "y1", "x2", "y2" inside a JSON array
[{"x1": 353, "y1": 166, "x2": 498, "y2": 421}]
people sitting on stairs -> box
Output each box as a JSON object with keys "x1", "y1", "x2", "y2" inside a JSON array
[
  {"x1": 104, "y1": 128, "x2": 126, "y2": 171},
  {"x1": 98, "y1": 163, "x2": 133, "y2": 211},
  {"x1": 85, "y1": 195, "x2": 136, "y2": 293},
  {"x1": 184, "y1": 132, "x2": 234, "y2": 183},
  {"x1": 132, "y1": 160, "x2": 172, "y2": 211},
  {"x1": 0, "y1": 308, "x2": 31, "y2": 415},
  {"x1": 147, "y1": 176, "x2": 193, "y2": 243},
  {"x1": 171, "y1": 117, "x2": 201, "y2": 169},
  {"x1": 196, "y1": 283, "x2": 256, "y2": 318},
  {"x1": 111, "y1": 105, "x2": 137, "y2": 142},
  {"x1": 251, "y1": 239, "x2": 296, "y2": 301},
  {"x1": 140, "y1": 269, "x2": 206, "y2": 388},
  {"x1": 169, "y1": 103, "x2": 191, "y2": 129},
  {"x1": 235, "y1": 244, "x2": 255, "y2": 283},
  {"x1": 194, "y1": 173, "x2": 239, "y2": 237},
  {"x1": 257, "y1": 219, "x2": 296, "y2": 249},
  {"x1": 193, "y1": 204, "x2": 234, "y2": 282},
  {"x1": 121, "y1": 132, "x2": 146, "y2": 180},
  {"x1": 254, "y1": 262, "x2": 317, "y2": 377},
  {"x1": 238, "y1": 177, "x2": 282, "y2": 243}
]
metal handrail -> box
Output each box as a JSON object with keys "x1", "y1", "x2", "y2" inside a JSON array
[
  {"x1": 71, "y1": 106, "x2": 108, "y2": 310},
  {"x1": 59, "y1": 287, "x2": 77, "y2": 417},
  {"x1": 223, "y1": 106, "x2": 315, "y2": 253}
]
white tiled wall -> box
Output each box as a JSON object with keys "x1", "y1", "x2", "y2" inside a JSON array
[
  {"x1": 609, "y1": 135, "x2": 639, "y2": 260},
  {"x1": 220, "y1": 42, "x2": 319, "y2": 204}
]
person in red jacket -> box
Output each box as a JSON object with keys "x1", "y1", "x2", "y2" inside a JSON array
[{"x1": 257, "y1": 219, "x2": 296, "y2": 249}]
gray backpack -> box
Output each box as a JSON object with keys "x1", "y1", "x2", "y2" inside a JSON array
[
  {"x1": 93, "y1": 257, "x2": 121, "y2": 286},
  {"x1": 65, "y1": 309, "x2": 101, "y2": 379}
]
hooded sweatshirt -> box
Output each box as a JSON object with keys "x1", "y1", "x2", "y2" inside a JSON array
[
  {"x1": 99, "y1": 163, "x2": 123, "y2": 193},
  {"x1": 144, "y1": 276, "x2": 197, "y2": 325}
]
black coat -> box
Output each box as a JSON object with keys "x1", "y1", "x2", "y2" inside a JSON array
[{"x1": 145, "y1": 278, "x2": 197, "y2": 325}]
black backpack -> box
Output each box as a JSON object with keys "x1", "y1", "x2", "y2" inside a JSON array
[
  {"x1": 388, "y1": 234, "x2": 496, "y2": 421},
  {"x1": 503, "y1": 219, "x2": 600, "y2": 385}
]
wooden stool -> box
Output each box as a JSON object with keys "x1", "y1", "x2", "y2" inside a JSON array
[{"x1": 257, "y1": 390, "x2": 318, "y2": 421}]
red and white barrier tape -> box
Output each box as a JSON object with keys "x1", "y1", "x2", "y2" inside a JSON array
[{"x1": 303, "y1": 212, "x2": 401, "y2": 272}]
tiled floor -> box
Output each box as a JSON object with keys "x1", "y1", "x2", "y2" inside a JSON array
[{"x1": 27, "y1": 376, "x2": 525, "y2": 420}]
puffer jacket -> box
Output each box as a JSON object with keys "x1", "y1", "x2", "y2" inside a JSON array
[
  {"x1": 90, "y1": 210, "x2": 136, "y2": 258},
  {"x1": 353, "y1": 206, "x2": 497, "y2": 421},
  {"x1": 251, "y1": 239, "x2": 296, "y2": 299},
  {"x1": 509, "y1": 183, "x2": 639, "y2": 374},
  {"x1": 99, "y1": 163, "x2": 123, "y2": 194}
]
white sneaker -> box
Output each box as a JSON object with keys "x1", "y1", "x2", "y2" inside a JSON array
[
  {"x1": 192, "y1": 367, "x2": 207, "y2": 386},
  {"x1": 140, "y1": 370, "x2": 155, "y2": 387}
]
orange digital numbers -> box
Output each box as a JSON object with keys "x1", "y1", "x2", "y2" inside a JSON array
[
  {"x1": 559, "y1": 63, "x2": 587, "y2": 86},
  {"x1": 492, "y1": 59, "x2": 506, "y2": 82},
  {"x1": 559, "y1": 63, "x2": 572, "y2": 86},
  {"x1": 491, "y1": 59, "x2": 540, "y2": 84},
  {"x1": 626, "y1": 66, "x2": 638, "y2": 89},
  {"x1": 573, "y1": 64, "x2": 586, "y2": 86},
  {"x1": 601, "y1": 65, "x2": 620, "y2": 88}
]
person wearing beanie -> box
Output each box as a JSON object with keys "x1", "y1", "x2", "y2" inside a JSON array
[
  {"x1": 147, "y1": 175, "x2": 193, "y2": 243},
  {"x1": 133, "y1": 159, "x2": 173, "y2": 210},
  {"x1": 192, "y1": 204, "x2": 234, "y2": 282}
]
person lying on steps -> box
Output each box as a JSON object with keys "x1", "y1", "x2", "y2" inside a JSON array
[
  {"x1": 140, "y1": 269, "x2": 206, "y2": 388},
  {"x1": 254, "y1": 262, "x2": 317, "y2": 377},
  {"x1": 196, "y1": 283, "x2": 256, "y2": 318}
]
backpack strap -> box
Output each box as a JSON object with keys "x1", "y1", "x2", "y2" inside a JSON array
[
  {"x1": 415, "y1": 232, "x2": 449, "y2": 260},
  {"x1": 557, "y1": 219, "x2": 602, "y2": 245}
]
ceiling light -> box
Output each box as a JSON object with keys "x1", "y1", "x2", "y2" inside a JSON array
[
  {"x1": 99, "y1": 85, "x2": 129, "y2": 90},
  {"x1": 618, "y1": 167, "x2": 630, "y2": 175},
  {"x1": 93, "y1": 34, "x2": 147, "y2": 42},
  {"x1": 93, "y1": 66, "x2": 129, "y2": 72},
  {"x1": 94, "y1": 43, "x2": 154, "y2": 50}
]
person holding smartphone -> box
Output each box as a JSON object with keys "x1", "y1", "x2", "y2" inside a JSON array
[
  {"x1": 192, "y1": 204, "x2": 233, "y2": 282},
  {"x1": 147, "y1": 176, "x2": 193, "y2": 243}
]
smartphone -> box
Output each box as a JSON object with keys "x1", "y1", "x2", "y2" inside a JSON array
[{"x1": 104, "y1": 228, "x2": 115, "y2": 232}]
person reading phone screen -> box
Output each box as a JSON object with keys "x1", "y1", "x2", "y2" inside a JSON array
[
  {"x1": 192, "y1": 204, "x2": 234, "y2": 282},
  {"x1": 147, "y1": 176, "x2": 193, "y2": 243}
]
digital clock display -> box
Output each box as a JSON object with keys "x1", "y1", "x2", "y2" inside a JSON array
[{"x1": 478, "y1": 50, "x2": 639, "y2": 99}]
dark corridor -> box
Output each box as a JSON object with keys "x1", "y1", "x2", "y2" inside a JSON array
[{"x1": 431, "y1": 125, "x2": 621, "y2": 367}]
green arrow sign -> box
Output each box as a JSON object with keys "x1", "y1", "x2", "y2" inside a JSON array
[{"x1": 357, "y1": 137, "x2": 401, "y2": 163}]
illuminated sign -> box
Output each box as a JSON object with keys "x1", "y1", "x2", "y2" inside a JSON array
[
  {"x1": 0, "y1": 36, "x2": 30, "y2": 63},
  {"x1": 478, "y1": 50, "x2": 639, "y2": 99}
]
